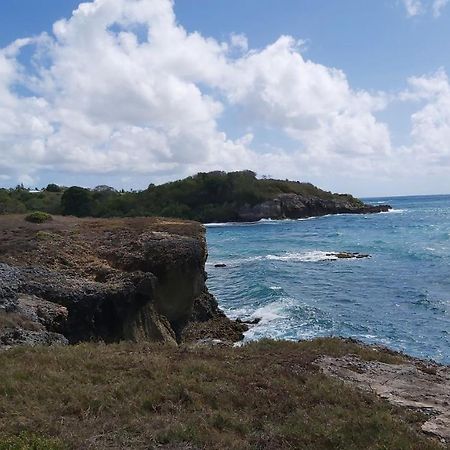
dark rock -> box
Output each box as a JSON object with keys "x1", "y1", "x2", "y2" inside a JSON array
[
  {"x1": 181, "y1": 317, "x2": 248, "y2": 343},
  {"x1": 0, "y1": 328, "x2": 68, "y2": 347},
  {"x1": 236, "y1": 317, "x2": 261, "y2": 325},
  {"x1": 326, "y1": 252, "x2": 371, "y2": 260},
  {"x1": 237, "y1": 193, "x2": 391, "y2": 222},
  {"x1": 214, "y1": 263, "x2": 227, "y2": 268}
]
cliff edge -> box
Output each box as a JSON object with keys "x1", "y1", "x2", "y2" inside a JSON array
[{"x1": 0, "y1": 215, "x2": 245, "y2": 348}]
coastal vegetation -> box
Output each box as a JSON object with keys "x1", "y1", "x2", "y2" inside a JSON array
[
  {"x1": 0, "y1": 171, "x2": 365, "y2": 222},
  {"x1": 0, "y1": 338, "x2": 441, "y2": 450},
  {"x1": 24, "y1": 212, "x2": 53, "y2": 224}
]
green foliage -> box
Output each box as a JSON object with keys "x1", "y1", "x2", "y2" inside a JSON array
[
  {"x1": 61, "y1": 187, "x2": 92, "y2": 217},
  {"x1": 1, "y1": 171, "x2": 365, "y2": 221},
  {"x1": 25, "y1": 212, "x2": 53, "y2": 224},
  {"x1": 45, "y1": 183, "x2": 62, "y2": 193}
]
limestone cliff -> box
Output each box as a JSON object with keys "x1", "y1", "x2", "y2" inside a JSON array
[{"x1": 0, "y1": 215, "x2": 244, "y2": 348}]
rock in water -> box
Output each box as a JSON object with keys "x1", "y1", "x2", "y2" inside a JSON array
[{"x1": 326, "y1": 252, "x2": 370, "y2": 259}]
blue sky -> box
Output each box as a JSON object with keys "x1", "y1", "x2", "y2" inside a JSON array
[{"x1": 1, "y1": 0, "x2": 450, "y2": 196}]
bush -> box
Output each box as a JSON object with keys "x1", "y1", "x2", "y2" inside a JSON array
[{"x1": 25, "y1": 212, "x2": 53, "y2": 224}]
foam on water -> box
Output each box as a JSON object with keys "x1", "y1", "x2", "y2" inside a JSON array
[
  {"x1": 265, "y1": 251, "x2": 339, "y2": 262},
  {"x1": 206, "y1": 194, "x2": 450, "y2": 363}
]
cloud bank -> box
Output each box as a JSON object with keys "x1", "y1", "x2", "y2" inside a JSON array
[{"x1": 0, "y1": 0, "x2": 449, "y2": 195}]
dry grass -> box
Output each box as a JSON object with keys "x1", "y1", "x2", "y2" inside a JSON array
[
  {"x1": 0, "y1": 338, "x2": 441, "y2": 450},
  {"x1": 0, "y1": 312, "x2": 42, "y2": 332}
]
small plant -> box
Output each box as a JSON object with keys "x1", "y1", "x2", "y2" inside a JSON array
[{"x1": 25, "y1": 211, "x2": 53, "y2": 224}]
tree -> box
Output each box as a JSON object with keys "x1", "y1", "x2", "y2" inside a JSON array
[
  {"x1": 45, "y1": 183, "x2": 62, "y2": 193},
  {"x1": 61, "y1": 187, "x2": 92, "y2": 217}
]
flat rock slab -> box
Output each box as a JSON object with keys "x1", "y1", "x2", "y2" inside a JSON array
[{"x1": 317, "y1": 355, "x2": 450, "y2": 442}]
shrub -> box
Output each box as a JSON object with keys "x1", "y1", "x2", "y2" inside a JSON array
[{"x1": 25, "y1": 211, "x2": 53, "y2": 223}]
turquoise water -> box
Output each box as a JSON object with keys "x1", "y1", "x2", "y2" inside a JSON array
[{"x1": 205, "y1": 195, "x2": 450, "y2": 363}]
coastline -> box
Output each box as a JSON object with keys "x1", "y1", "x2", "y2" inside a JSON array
[{"x1": 0, "y1": 213, "x2": 448, "y2": 447}]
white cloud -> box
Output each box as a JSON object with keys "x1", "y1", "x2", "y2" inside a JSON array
[
  {"x1": 432, "y1": 0, "x2": 449, "y2": 16},
  {"x1": 402, "y1": 0, "x2": 423, "y2": 16},
  {"x1": 0, "y1": 0, "x2": 394, "y2": 189},
  {"x1": 226, "y1": 36, "x2": 391, "y2": 159},
  {"x1": 0, "y1": 0, "x2": 449, "y2": 195},
  {"x1": 402, "y1": 70, "x2": 450, "y2": 166},
  {"x1": 401, "y1": 0, "x2": 449, "y2": 17},
  {"x1": 230, "y1": 33, "x2": 248, "y2": 53}
]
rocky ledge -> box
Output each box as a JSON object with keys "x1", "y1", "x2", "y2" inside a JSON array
[
  {"x1": 0, "y1": 215, "x2": 246, "y2": 348},
  {"x1": 238, "y1": 193, "x2": 390, "y2": 222},
  {"x1": 317, "y1": 346, "x2": 450, "y2": 442}
]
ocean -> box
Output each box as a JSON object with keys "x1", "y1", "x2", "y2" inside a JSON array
[{"x1": 205, "y1": 195, "x2": 450, "y2": 364}]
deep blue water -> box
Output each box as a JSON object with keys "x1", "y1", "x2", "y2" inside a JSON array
[{"x1": 205, "y1": 195, "x2": 450, "y2": 363}]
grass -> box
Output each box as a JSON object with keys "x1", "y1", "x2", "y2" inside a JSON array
[
  {"x1": 0, "y1": 312, "x2": 42, "y2": 332},
  {"x1": 0, "y1": 338, "x2": 442, "y2": 450}
]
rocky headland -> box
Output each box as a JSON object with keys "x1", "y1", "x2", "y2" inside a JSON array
[
  {"x1": 0, "y1": 215, "x2": 246, "y2": 349},
  {"x1": 236, "y1": 192, "x2": 390, "y2": 222}
]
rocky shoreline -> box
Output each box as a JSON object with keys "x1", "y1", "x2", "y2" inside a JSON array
[
  {"x1": 0, "y1": 215, "x2": 246, "y2": 349},
  {"x1": 1, "y1": 214, "x2": 449, "y2": 445},
  {"x1": 237, "y1": 193, "x2": 391, "y2": 222}
]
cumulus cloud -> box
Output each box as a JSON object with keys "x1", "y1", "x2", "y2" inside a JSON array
[
  {"x1": 0, "y1": 0, "x2": 395, "y2": 189},
  {"x1": 1, "y1": 0, "x2": 449, "y2": 195},
  {"x1": 401, "y1": 70, "x2": 450, "y2": 165}
]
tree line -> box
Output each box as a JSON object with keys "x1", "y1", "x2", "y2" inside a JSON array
[{"x1": 0, "y1": 170, "x2": 361, "y2": 222}]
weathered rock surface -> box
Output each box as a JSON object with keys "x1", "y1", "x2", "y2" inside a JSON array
[
  {"x1": 317, "y1": 354, "x2": 450, "y2": 443},
  {"x1": 0, "y1": 215, "x2": 242, "y2": 348},
  {"x1": 237, "y1": 193, "x2": 390, "y2": 222}
]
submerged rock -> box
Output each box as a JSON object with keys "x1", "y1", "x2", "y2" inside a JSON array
[{"x1": 0, "y1": 215, "x2": 241, "y2": 348}]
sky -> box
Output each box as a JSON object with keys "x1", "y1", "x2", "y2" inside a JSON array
[{"x1": 1, "y1": 0, "x2": 450, "y2": 196}]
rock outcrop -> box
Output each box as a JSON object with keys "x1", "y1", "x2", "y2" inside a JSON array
[
  {"x1": 0, "y1": 215, "x2": 242, "y2": 348},
  {"x1": 237, "y1": 193, "x2": 390, "y2": 222},
  {"x1": 317, "y1": 353, "x2": 450, "y2": 442}
]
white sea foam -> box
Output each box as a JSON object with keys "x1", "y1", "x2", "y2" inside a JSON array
[
  {"x1": 249, "y1": 298, "x2": 294, "y2": 323},
  {"x1": 204, "y1": 222, "x2": 231, "y2": 227},
  {"x1": 265, "y1": 251, "x2": 338, "y2": 262},
  {"x1": 380, "y1": 208, "x2": 406, "y2": 214}
]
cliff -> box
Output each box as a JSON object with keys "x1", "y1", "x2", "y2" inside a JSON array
[
  {"x1": 237, "y1": 192, "x2": 389, "y2": 221},
  {"x1": 0, "y1": 215, "x2": 245, "y2": 348}
]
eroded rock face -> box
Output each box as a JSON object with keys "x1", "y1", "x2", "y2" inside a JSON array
[
  {"x1": 0, "y1": 216, "x2": 237, "y2": 347},
  {"x1": 237, "y1": 193, "x2": 390, "y2": 222}
]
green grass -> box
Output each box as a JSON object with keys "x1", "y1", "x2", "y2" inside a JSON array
[{"x1": 0, "y1": 338, "x2": 441, "y2": 449}]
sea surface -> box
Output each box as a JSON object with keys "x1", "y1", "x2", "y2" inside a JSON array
[{"x1": 205, "y1": 195, "x2": 450, "y2": 364}]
